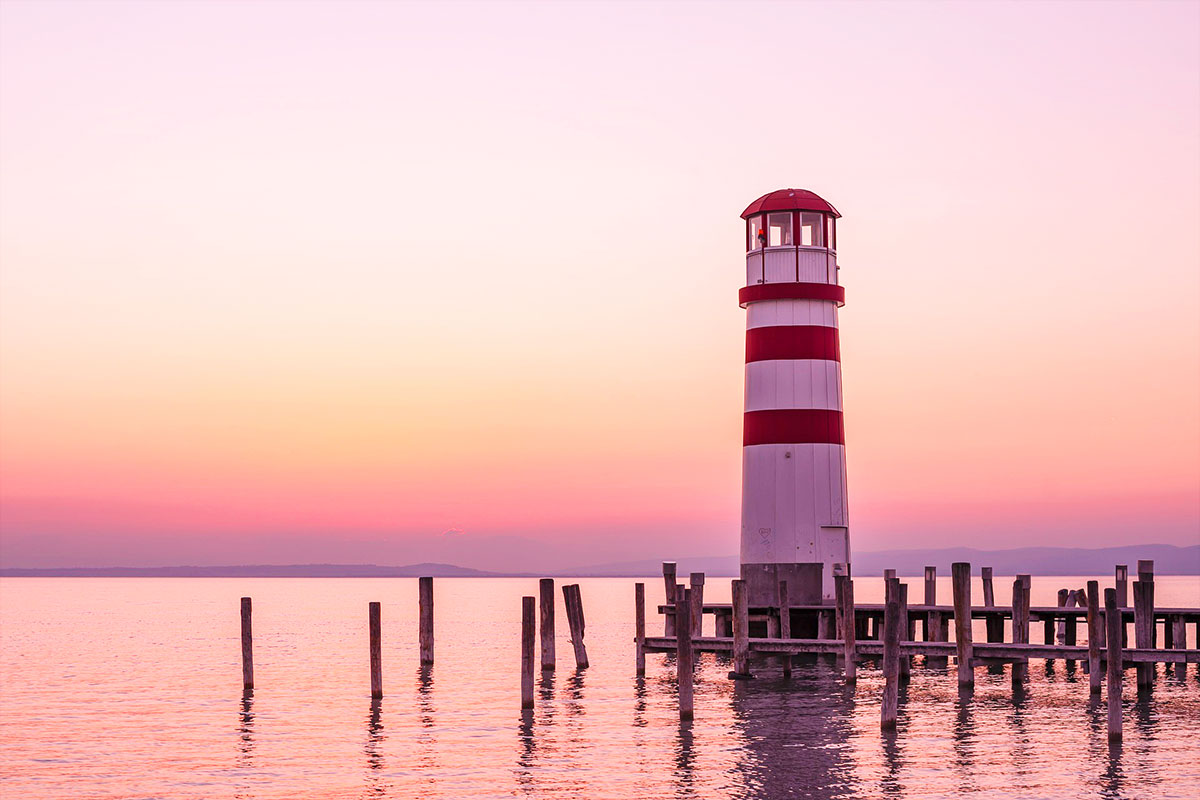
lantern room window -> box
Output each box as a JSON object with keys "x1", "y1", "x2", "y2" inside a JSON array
[
  {"x1": 799, "y1": 212, "x2": 824, "y2": 247},
  {"x1": 767, "y1": 213, "x2": 793, "y2": 247},
  {"x1": 747, "y1": 215, "x2": 763, "y2": 251}
]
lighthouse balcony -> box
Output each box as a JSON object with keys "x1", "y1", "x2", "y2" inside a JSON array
[{"x1": 747, "y1": 247, "x2": 838, "y2": 286}]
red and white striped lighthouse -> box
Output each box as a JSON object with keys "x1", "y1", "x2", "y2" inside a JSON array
[{"x1": 739, "y1": 189, "x2": 848, "y2": 606}]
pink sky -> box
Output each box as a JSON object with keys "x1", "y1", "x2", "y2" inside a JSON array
[{"x1": 1, "y1": 1, "x2": 1197, "y2": 568}]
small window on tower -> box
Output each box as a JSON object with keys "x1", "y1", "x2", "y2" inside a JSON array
[
  {"x1": 826, "y1": 216, "x2": 836, "y2": 250},
  {"x1": 799, "y1": 213, "x2": 824, "y2": 247},
  {"x1": 767, "y1": 213, "x2": 793, "y2": 247},
  {"x1": 748, "y1": 215, "x2": 763, "y2": 251}
]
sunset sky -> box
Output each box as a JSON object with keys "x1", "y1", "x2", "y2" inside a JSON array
[{"x1": 1, "y1": 1, "x2": 1197, "y2": 569}]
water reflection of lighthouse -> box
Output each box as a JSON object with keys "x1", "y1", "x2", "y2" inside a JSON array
[{"x1": 739, "y1": 189, "x2": 849, "y2": 606}]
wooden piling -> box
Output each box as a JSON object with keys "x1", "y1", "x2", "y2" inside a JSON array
[
  {"x1": 1104, "y1": 588, "x2": 1123, "y2": 740},
  {"x1": 1133, "y1": 580, "x2": 1154, "y2": 689},
  {"x1": 521, "y1": 596, "x2": 535, "y2": 709},
  {"x1": 539, "y1": 578, "x2": 555, "y2": 671},
  {"x1": 1086, "y1": 580, "x2": 1101, "y2": 694},
  {"x1": 1056, "y1": 589, "x2": 1069, "y2": 645},
  {"x1": 982, "y1": 567, "x2": 1002, "y2": 644},
  {"x1": 842, "y1": 578, "x2": 857, "y2": 683},
  {"x1": 778, "y1": 580, "x2": 792, "y2": 679},
  {"x1": 663, "y1": 562, "x2": 677, "y2": 636},
  {"x1": 834, "y1": 574, "x2": 846, "y2": 640},
  {"x1": 1139, "y1": 561, "x2": 1156, "y2": 647},
  {"x1": 924, "y1": 566, "x2": 936, "y2": 605},
  {"x1": 898, "y1": 582, "x2": 911, "y2": 679},
  {"x1": 369, "y1": 601, "x2": 382, "y2": 699},
  {"x1": 689, "y1": 573, "x2": 705, "y2": 639},
  {"x1": 418, "y1": 576, "x2": 434, "y2": 665},
  {"x1": 1064, "y1": 589, "x2": 1079, "y2": 647},
  {"x1": 240, "y1": 597, "x2": 253, "y2": 691},
  {"x1": 1011, "y1": 578, "x2": 1029, "y2": 685},
  {"x1": 1115, "y1": 565, "x2": 1128, "y2": 607},
  {"x1": 881, "y1": 578, "x2": 901, "y2": 729},
  {"x1": 951, "y1": 562, "x2": 973, "y2": 687},
  {"x1": 562, "y1": 584, "x2": 589, "y2": 669},
  {"x1": 635, "y1": 582, "x2": 646, "y2": 675},
  {"x1": 883, "y1": 568, "x2": 897, "y2": 582},
  {"x1": 1137, "y1": 559, "x2": 1154, "y2": 583},
  {"x1": 730, "y1": 579, "x2": 752, "y2": 679},
  {"x1": 676, "y1": 587, "x2": 694, "y2": 720}
]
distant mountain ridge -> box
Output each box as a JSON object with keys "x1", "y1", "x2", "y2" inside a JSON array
[{"x1": 3, "y1": 544, "x2": 1196, "y2": 577}]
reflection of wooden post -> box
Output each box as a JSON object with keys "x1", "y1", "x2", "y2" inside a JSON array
[
  {"x1": 951, "y1": 562, "x2": 973, "y2": 687},
  {"x1": 419, "y1": 577, "x2": 434, "y2": 665},
  {"x1": 676, "y1": 587, "x2": 694, "y2": 720},
  {"x1": 881, "y1": 578, "x2": 901, "y2": 729},
  {"x1": 369, "y1": 601, "x2": 383, "y2": 699},
  {"x1": 842, "y1": 579, "x2": 857, "y2": 683},
  {"x1": 689, "y1": 573, "x2": 705, "y2": 639},
  {"x1": 240, "y1": 597, "x2": 254, "y2": 690},
  {"x1": 634, "y1": 582, "x2": 646, "y2": 675},
  {"x1": 1086, "y1": 580, "x2": 1101, "y2": 694},
  {"x1": 1104, "y1": 588, "x2": 1123, "y2": 740},
  {"x1": 521, "y1": 596, "x2": 535, "y2": 709},
  {"x1": 662, "y1": 562, "x2": 677, "y2": 636},
  {"x1": 778, "y1": 580, "x2": 792, "y2": 679},
  {"x1": 539, "y1": 578, "x2": 555, "y2": 671},
  {"x1": 1133, "y1": 580, "x2": 1154, "y2": 689},
  {"x1": 730, "y1": 579, "x2": 752, "y2": 679},
  {"x1": 1011, "y1": 578, "x2": 1029, "y2": 686}
]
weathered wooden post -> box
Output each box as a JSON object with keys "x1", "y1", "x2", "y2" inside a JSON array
[
  {"x1": 1011, "y1": 577, "x2": 1029, "y2": 686},
  {"x1": 418, "y1": 576, "x2": 434, "y2": 665},
  {"x1": 521, "y1": 596, "x2": 535, "y2": 709},
  {"x1": 898, "y1": 582, "x2": 911, "y2": 680},
  {"x1": 881, "y1": 578, "x2": 901, "y2": 729},
  {"x1": 1104, "y1": 588, "x2": 1123, "y2": 740},
  {"x1": 676, "y1": 586, "x2": 694, "y2": 720},
  {"x1": 1115, "y1": 565, "x2": 1128, "y2": 607},
  {"x1": 729, "y1": 579, "x2": 752, "y2": 679},
  {"x1": 1056, "y1": 589, "x2": 1069, "y2": 645},
  {"x1": 1133, "y1": 579, "x2": 1154, "y2": 689},
  {"x1": 1086, "y1": 580, "x2": 1101, "y2": 695},
  {"x1": 883, "y1": 568, "x2": 897, "y2": 582},
  {"x1": 369, "y1": 601, "x2": 383, "y2": 699},
  {"x1": 539, "y1": 578, "x2": 555, "y2": 671},
  {"x1": 778, "y1": 579, "x2": 792, "y2": 679},
  {"x1": 1064, "y1": 589, "x2": 1080, "y2": 647},
  {"x1": 634, "y1": 582, "x2": 646, "y2": 675},
  {"x1": 842, "y1": 578, "x2": 857, "y2": 683},
  {"x1": 240, "y1": 597, "x2": 254, "y2": 691},
  {"x1": 1138, "y1": 561, "x2": 1155, "y2": 647},
  {"x1": 662, "y1": 562, "x2": 677, "y2": 636},
  {"x1": 689, "y1": 573, "x2": 705, "y2": 639},
  {"x1": 834, "y1": 574, "x2": 846, "y2": 640},
  {"x1": 562, "y1": 584, "x2": 589, "y2": 669},
  {"x1": 982, "y1": 567, "x2": 1003, "y2": 644},
  {"x1": 951, "y1": 562, "x2": 973, "y2": 688}
]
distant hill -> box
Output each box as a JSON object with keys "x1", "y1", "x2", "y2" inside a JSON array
[{"x1": 3, "y1": 544, "x2": 1196, "y2": 578}]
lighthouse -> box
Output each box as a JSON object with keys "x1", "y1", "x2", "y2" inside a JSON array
[{"x1": 739, "y1": 189, "x2": 848, "y2": 606}]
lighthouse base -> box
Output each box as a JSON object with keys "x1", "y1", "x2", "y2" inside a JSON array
[{"x1": 741, "y1": 562, "x2": 824, "y2": 608}]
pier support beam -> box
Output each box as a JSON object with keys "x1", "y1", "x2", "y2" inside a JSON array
[
  {"x1": 951, "y1": 562, "x2": 973, "y2": 688},
  {"x1": 881, "y1": 578, "x2": 901, "y2": 729},
  {"x1": 1086, "y1": 580, "x2": 1101, "y2": 694},
  {"x1": 1105, "y1": 588, "x2": 1123, "y2": 740},
  {"x1": 729, "y1": 579, "x2": 753, "y2": 680},
  {"x1": 676, "y1": 586, "x2": 694, "y2": 720}
]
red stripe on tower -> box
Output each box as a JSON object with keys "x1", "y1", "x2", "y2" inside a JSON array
[{"x1": 745, "y1": 325, "x2": 840, "y2": 363}]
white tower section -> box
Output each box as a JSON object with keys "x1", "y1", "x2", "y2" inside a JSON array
[{"x1": 739, "y1": 189, "x2": 849, "y2": 605}]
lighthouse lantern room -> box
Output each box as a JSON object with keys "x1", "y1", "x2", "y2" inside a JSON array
[{"x1": 739, "y1": 189, "x2": 848, "y2": 606}]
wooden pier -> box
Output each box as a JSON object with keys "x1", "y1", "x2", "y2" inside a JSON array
[{"x1": 641, "y1": 560, "x2": 1200, "y2": 736}]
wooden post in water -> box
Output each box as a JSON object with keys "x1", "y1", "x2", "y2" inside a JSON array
[
  {"x1": 982, "y1": 567, "x2": 1002, "y2": 644},
  {"x1": 1011, "y1": 578, "x2": 1029, "y2": 686},
  {"x1": 1064, "y1": 589, "x2": 1079, "y2": 647},
  {"x1": 898, "y1": 582, "x2": 911, "y2": 680},
  {"x1": 1056, "y1": 589, "x2": 1069, "y2": 645},
  {"x1": 240, "y1": 597, "x2": 254, "y2": 691},
  {"x1": 369, "y1": 601, "x2": 383, "y2": 699},
  {"x1": 662, "y1": 562, "x2": 677, "y2": 636},
  {"x1": 562, "y1": 584, "x2": 589, "y2": 669},
  {"x1": 1138, "y1": 561, "x2": 1155, "y2": 647},
  {"x1": 676, "y1": 587, "x2": 694, "y2": 720},
  {"x1": 881, "y1": 578, "x2": 901, "y2": 729},
  {"x1": 1132, "y1": 580, "x2": 1153, "y2": 689},
  {"x1": 418, "y1": 576, "x2": 434, "y2": 665},
  {"x1": 634, "y1": 582, "x2": 646, "y2": 675},
  {"x1": 1115, "y1": 564, "x2": 1128, "y2": 607},
  {"x1": 539, "y1": 578, "x2": 555, "y2": 671},
  {"x1": 521, "y1": 596, "x2": 535, "y2": 709},
  {"x1": 951, "y1": 562, "x2": 973, "y2": 688},
  {"x1": 778, "y1": 580, "x2": 792, "y2": 679},
  {"x1": 834, "y1": 574, "x2": 846, "y2": 640},
  {"x1": 1104, "y1": 588, "x2": 1123, "y2": 740},
  {"x1": 1086, "y1": 580, "x2": 1101, "y2": 695},
  {"x1": 842, "y1": 578, "x2": 857, "y2": 683},
  {"x1": 730, "y1": 579, "x2": 752, "y2": 679},
  {"x1": 689, "y1": 573, "x2": 705, "y2": 639}
]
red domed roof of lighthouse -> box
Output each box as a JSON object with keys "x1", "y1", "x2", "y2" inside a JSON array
[{"x1": 741, "y1": 189, "x2": 840, "y2": 219}]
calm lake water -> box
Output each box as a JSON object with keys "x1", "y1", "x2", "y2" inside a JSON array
[{"x1": 2, "y1": 576, "x2": 1199, "y2": 799}]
